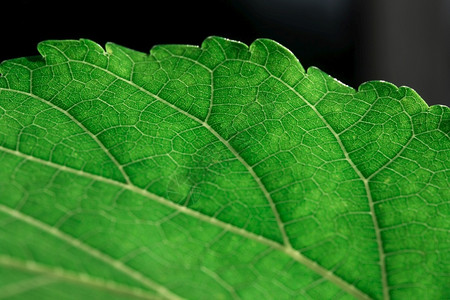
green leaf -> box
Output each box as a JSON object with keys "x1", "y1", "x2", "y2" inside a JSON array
[{"x1": 0, "y1": 37, "x2": 448, "y2": 300}]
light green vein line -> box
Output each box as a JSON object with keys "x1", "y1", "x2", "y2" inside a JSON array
[
  {"x1": 0, "y1": 203, "x2": 183, "y2": 300},
  {"x1": 0, "y1": 273, "x2": 56, "y2": 299},
  {"x1": 41, "y1": 43, "x2": 292, "y2": 250},
  {"x1": 0, "y1": 88, "x2": 131, "y2": 185},
  {"x1": 0, "y1": 256, "x2": 164, "y2": 300},
  {"x1": 0, "y1": 145, "x2": 372, "y2": 300},
  {"x1": 265, "y1": 71, "x2": 390, "y2": 300},
  {"x1": 200, "y1": 266, "x2": 239, "y2": 300}
]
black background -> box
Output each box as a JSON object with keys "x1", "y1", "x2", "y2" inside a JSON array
[{"x1": 1, "y1": 0, "x2": 449, "y2": 106}]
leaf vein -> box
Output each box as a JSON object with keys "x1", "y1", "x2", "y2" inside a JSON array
[
  {"x1": 0, "y1": 256, "x2": 165, "y2": 300},
  {"x1": 0, "y1": 145, "x2": 372, "y2": 300},
  {"x1": 44, "y1": 44, "x2": 293, "y2": 249},
  {"x1": 0, "y1": 203, "x2": 183, "y2": 300},
  {"x1": 0, "y1": 88, "x2": 132, "y2": 185}
]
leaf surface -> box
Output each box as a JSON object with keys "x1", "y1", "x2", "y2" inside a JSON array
[{"x1": 0, "y1": 37, "x2": 449, "y2": 300}]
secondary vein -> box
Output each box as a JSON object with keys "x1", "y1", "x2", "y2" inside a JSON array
[
  {"x1": 0, "y1": 256, "x2": 161, "y2": 300},
  {"x1": 0, "y1": 202, "x2": 183, "y2": 300},
  {"x1": 46, "y1": 45, "x2": 292, "y2": 249},
  {"x1": 0, "y1": 44, "x2": 377, "y2": 299},
  {"x1": 0, "y1": 145, "x2": 372, "y2": 300},
  {"x1": 268, "y1": 73, "x2": 390, "y2": 300},
  {"x1": 0, "y1": 88, "x2": 132, "y2": 185}
]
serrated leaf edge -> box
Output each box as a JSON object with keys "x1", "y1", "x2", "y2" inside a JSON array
[{"x1": 2, "y1": 36, "x2": 448, "y2": 299}]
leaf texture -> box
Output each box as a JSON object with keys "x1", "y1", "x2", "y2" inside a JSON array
[{"x1": 0, "y1": 37, "x2": 449, "y2": 300}]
